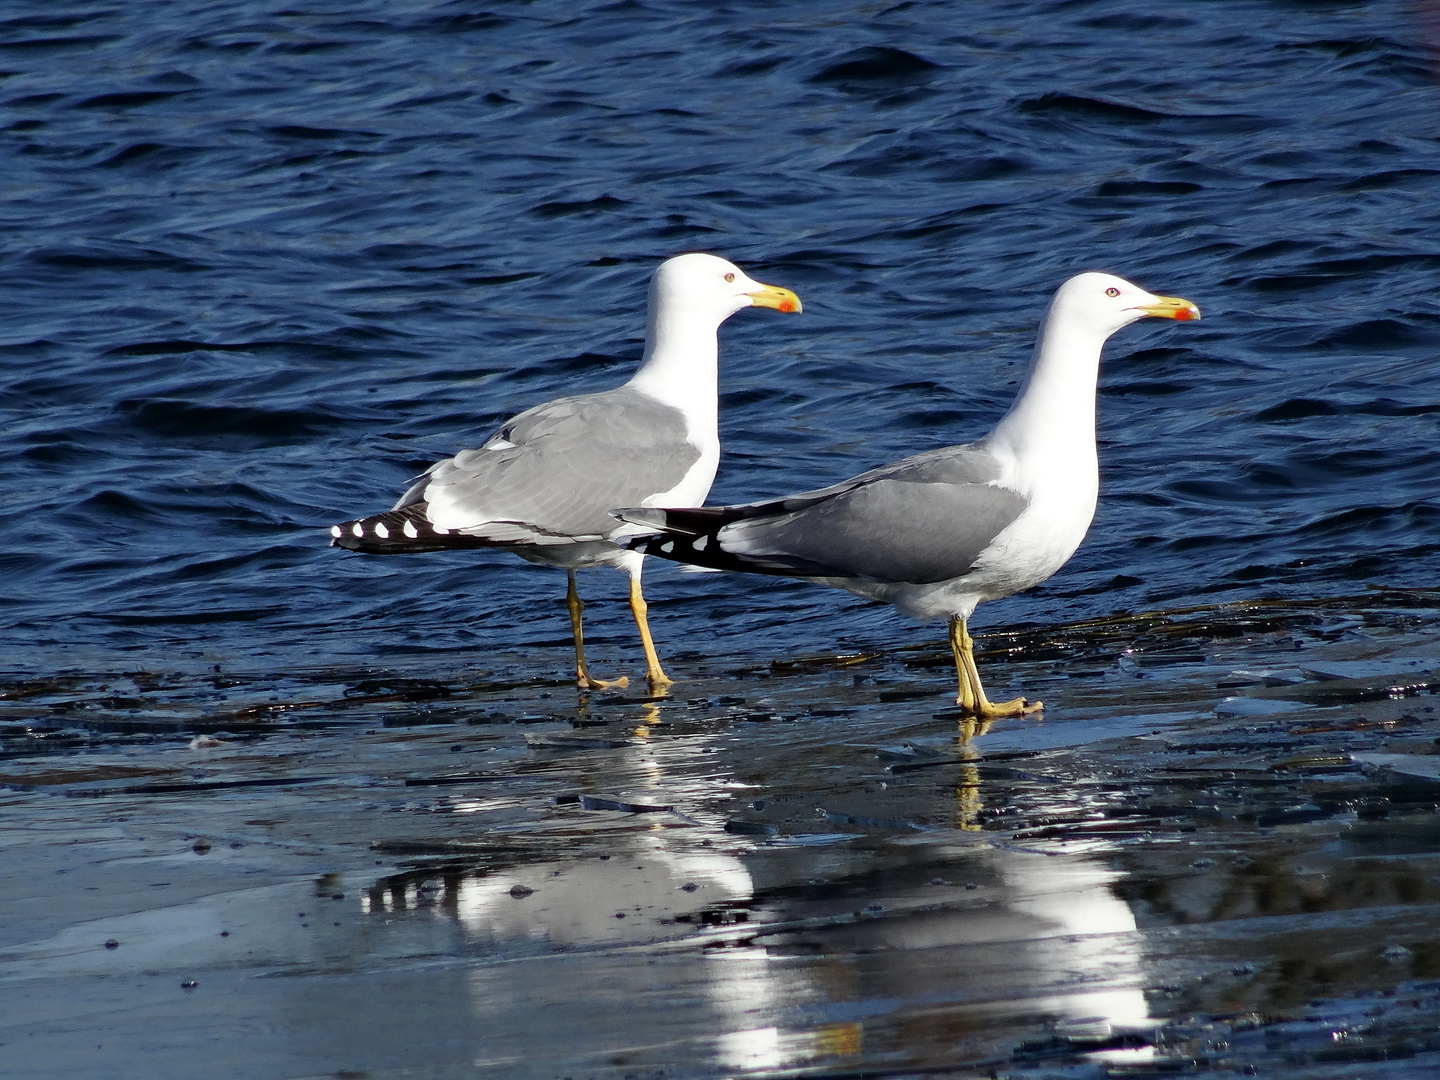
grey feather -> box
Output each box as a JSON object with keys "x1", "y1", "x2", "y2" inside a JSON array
[
  {"x1": 405, "y1": 386, "x2": 700, "y2": 544},
  {"x1": 851, "y1": 443, "x2": 1006, "y2": 488},
  {"x1": 708, "y1": 443, "x2": 1005, "y2": 518},
  {"x1": 719, "y1": 470, "x2": 1027, "y2": 585},
  {"x1": 619, "y1": 441, "x2": 1028, "y2": 585}
]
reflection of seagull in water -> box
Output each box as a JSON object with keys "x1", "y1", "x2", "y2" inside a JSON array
[
  {"x1": 619, "y1": 273, "x2": 1198, "y2": 715},
  {"x1": 331, "y1": 253, "x2": 801, "y2": 692}
]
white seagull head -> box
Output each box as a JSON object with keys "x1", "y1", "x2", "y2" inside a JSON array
[
  {"x1": 650, "y1": 252, "x2": 802, "y2": 326},
  {"x1": 1049, "y1": 271, "x2": 1200, "y2": 339}
]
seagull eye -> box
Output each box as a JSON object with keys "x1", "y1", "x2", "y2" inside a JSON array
[
  {"x1": 1105, "y1": 287, "x2": 1120, "y2": 297},
  {"x1": 724, "y1": 272, "x2": 735, "y2": 283}
]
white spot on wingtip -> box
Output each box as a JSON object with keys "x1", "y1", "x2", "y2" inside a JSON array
[
  {"x1": 351, "y1": 523, "x2": 364, "y2": 537},
  {"x1": 692, "y1": 535, "x2": 708, "y2": 551},
  {"x1": 375, "y1": 522, "x2": 389, "y2": 539},
  {"x1": 659, "y1": 540, "x2": 674, "y2": 553},
  {"x1": 330, "y1": 525, "x2": 341, "y2": 538},
  {"x1": 403, "y1": 520, "x2": 418, "y2": 538},
  {"x1": 433, "y1": 524, "x2": 450, "y2": 535}
]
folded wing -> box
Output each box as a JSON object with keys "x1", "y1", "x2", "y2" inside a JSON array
[
  {"x1": 406, "y1": 385, "x2": 702, "y2": 546},
  {"x1": 620, "y1": 443, "x2": 1029, "y2": 585}
]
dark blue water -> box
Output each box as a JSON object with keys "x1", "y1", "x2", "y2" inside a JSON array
[{"x1": 3, "y1": 0, "x2": 1439, "y2": 675}]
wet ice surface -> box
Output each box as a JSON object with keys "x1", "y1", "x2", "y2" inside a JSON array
[{"x1": 5, "y1": 595, "x2": 1440, "y2": 1079}]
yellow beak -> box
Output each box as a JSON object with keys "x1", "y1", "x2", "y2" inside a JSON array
[
  {"x1": 746, "y1": 282, "x2": 802, "y2": 314},
  {"x1": 1140, "y1": 295, "x2": 1200, "y2": 321}
]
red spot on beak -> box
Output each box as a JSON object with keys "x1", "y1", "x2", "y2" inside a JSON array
[
  {"x1": 1174, "y1": 307, "x2": 1195, "y2": 321},
  {"x1": 778, "y1": 300, "x2": 795, "y2": 313}
]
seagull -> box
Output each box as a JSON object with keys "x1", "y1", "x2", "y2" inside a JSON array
[
  {"x1": 331, "y1": 253, "x2": 801, "y2": 691},
  {"x1": 616, "y1": 272, "x2": 1198, "y2": 716}
]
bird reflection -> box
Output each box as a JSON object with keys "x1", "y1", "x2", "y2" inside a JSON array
[
  {"x1": 633, "y1": 699, "x2": 664, "y2": 736},
  {"x1": 954, "y1": 712, "x2": 994, "y2": 831},
  {"x1": 354, "y1": 703, "x2": 1153, "y2": 1073}
]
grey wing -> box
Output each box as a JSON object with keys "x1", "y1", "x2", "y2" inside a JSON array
[
  {"x1": 717, "y1": 442, "x2": 1027, "y2": 584},
  {"x1": 717, "y1": 441, "x2": 1008, "y2": 516},
  {"x1": 407, "y1": 386, "x2": 701, "y2": 544},
  {"x1": 835, "y1": 440, "x2": 1007, "y2": 490}
]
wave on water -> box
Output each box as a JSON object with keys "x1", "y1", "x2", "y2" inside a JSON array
[{"x1": 0, "y1": 0, "x2": 1436, "y2": 677}]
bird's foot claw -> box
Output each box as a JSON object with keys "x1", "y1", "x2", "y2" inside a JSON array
[
  {"x1": 578, "y1": 673, "x2": 630, "y2": 691},
  {"x1": 955, "y1": 696, "x2": 1043, "y2": 718},
  {"x1": 987, "y1": 696, "x2": 1042, "y2": 717}
]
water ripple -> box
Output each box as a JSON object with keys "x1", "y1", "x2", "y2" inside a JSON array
[{"x1": 0, "y1": 0, "x2": 1436, "y2": 670}]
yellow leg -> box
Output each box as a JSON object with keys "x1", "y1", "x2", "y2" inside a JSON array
[
  {"x1": 950, "y1": 615, "x2": 1041, "y2": 718},
  {"x1": 567, "y1": 572, "x2": 628, "y2": 692},
  {"x1": 629, "y1": 577, "x2": 673, "y2": 690},
  {"x1": 949, "y1": 616, "x2": 977, "y2": 712}
]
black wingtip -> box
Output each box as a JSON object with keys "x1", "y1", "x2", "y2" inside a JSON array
[
  {"x1": 329, "y1": 502, "x2": 496, "y2": 554},
  {"x1": 624, "y1": 521, "x2": 828, "y2": 578},
  {"x1": 625, "y1": 528, "x2": 733, "y2": 570},
  {"x1": 614, "y1": 506, "x2": 731, "y2": 566}
]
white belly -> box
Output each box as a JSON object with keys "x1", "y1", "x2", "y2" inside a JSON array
[{"x1": 969, "y1": 485, "x2": 1096, "y2": 598}]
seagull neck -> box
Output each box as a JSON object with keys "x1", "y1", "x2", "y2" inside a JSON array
[
  {"x1": 990, "y1": 320, "x2": 1101, "y2": 461},
  {"x1": 626, "y1": 316, "x2": 720, "y2": 439}
]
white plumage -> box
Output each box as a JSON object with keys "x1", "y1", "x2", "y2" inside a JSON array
[
  {"x1": 333, "y1": 252, "x2": 801, "y2": 691},
  {"x1": 620, "y1": 272, "x2": 1199, "y2": 715}
]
